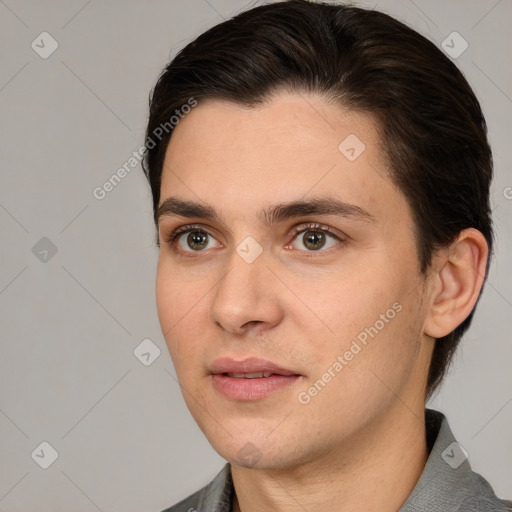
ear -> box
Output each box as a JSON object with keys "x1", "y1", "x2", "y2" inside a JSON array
[{"x1": 424, "y1": 228, "x2": 489, "y2": 339}]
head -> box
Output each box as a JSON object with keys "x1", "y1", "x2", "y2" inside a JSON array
[{"x1": 143, "y1": 0, "x2": 492, "y2": 468}]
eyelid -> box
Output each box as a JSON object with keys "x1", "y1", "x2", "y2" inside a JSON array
[
  {"x1": 288, "y1": 222, "x2": 344, "y2": 241},
  {"x1": 163, "y1": 223, "x2": 219, "y2": 244},
  {"x1": 284, "y1": 222, "x2": 346, "y2": 254},
  {"x1": 163, "y1": 221, "x2": 346, "y2": 253}
]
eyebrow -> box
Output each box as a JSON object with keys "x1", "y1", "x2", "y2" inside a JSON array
[{"x1": 155, "y1": 196, "x2": 375, "y2": 227}]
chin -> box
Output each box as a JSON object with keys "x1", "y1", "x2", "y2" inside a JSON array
[{"x1": 208, "y1": 432, "x2": 310, "y2": 471}]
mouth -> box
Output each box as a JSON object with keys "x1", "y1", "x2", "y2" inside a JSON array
[
  {"x1": 223, "y1": 371, "x2": 278, "y2": 378},
  {"x1": 209, "y1": 357, "x2": 302, "y2": 401}
]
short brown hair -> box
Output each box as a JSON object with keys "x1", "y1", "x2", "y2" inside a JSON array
[{"x1": 142, "y1": 0, "x2": 494, "y2": 398}]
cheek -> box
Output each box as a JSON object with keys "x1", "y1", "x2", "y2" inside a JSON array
[
  {"x1": 155, "y1": 260, "x2": 206, "y2": 366},
  {"x1": 156, "y1": 257, "x2": 204, "y2": 327},
  {"x1": 155, "y1": 268, "x2": 179, "y2": 333},
  {"x1": 307, "y1": 268, "x2": 389, "y2": 349},
  {"x1": 311, "y1": 261, "x2": 420, "y2": 377},
  {"x1": 298, "y1": 298, "x2": 423, "y2": 432}
]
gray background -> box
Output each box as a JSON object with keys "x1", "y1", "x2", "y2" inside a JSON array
[{"x1": 0, "y1": 0, "x2": 511, "y2": 510}]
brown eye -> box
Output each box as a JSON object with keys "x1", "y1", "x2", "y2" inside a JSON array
[
  {"x1": 171, "y1": 228, "x2": 220, "y2": 252},
  {"x1": 186, "y1": 231, "x2": 209, "y2": 250},
  {"x1": 302, "y1": 230, "x2": 326, "y2": 250},
  {"x1": 290, "y1": 225, "x2": 342, "y2": 252}
]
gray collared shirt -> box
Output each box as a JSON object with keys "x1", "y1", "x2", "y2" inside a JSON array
[{"x1": 163, "y1": 409, "x2": 511, "y2": 511}]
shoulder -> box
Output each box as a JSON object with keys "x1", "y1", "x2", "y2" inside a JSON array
[
  {"x1": 162, "y1": 491, "x2": 200, "y2": 512},
  {"x1": 160, "y1": 463, "x2": 233, "y2": 512},
  {"x1": 400, "y1": 409, "x2": 512, "y2": 511},
  {"x1": 456, "y1": 469, "x2": 512, "y2": 511}
]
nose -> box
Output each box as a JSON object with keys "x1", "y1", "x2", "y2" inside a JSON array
[{"x1": 210, "y1": 248, "x2": 284, "y2": 335}]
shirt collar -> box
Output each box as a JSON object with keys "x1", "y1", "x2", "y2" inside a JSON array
[{"x1": 199, "y1": 409, "x2": 491, "y2": 512}]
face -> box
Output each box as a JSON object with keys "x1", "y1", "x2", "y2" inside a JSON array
[{"x1": 155, "y1": 91, "x2": 435, "y2": 470}]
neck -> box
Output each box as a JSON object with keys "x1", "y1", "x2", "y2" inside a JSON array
[{"x1": 231, "y1": 404, "x2": 428, "y2": 512}]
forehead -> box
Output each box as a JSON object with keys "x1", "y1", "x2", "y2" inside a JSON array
[
  {"x1": 166, "y1": 92, "x2": 382, "y2": 163},
  {"x1": 160, "y1": 92, "x2": 400, "y2": 223}
]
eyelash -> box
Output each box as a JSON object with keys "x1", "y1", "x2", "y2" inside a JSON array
[{"x1": 163, "y1": 222, "x2": 345, "y2": 256}]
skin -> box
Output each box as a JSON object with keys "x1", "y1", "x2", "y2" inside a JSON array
[{"x1": 155, "y1": 92, "x2": 488, "y2": 512}]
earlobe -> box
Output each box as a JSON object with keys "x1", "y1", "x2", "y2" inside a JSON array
[{"x1": 424, "y1": 228, "x2": 489, "y2": 339}]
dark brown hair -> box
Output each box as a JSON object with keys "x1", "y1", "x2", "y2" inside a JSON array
[{"x1": 142, "y1": 0, "x2": 494, "y2": 398}]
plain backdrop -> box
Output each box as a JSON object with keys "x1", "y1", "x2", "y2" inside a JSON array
[{"x1": 0, "y1": 0, "x2": 511, "y2": 510}]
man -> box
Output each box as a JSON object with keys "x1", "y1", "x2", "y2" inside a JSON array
[{"x1": 142, "y1": 1, "x2": 511, "y2": 510}]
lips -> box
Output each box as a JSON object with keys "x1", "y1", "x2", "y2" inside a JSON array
[
  {"x1": 227, "y1": 371, "x2": 274, "y2": 379},
  {"x1": 209, "y1": 357, "x2": 302, "y2": 401},
  {"x1": 209, "y1": 357, "x2": 299, "y2": 377}
]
